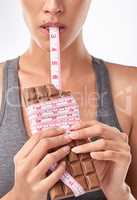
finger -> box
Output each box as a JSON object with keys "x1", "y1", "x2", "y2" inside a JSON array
[
  {"x1": 26, "y1": 134, "x2": 72, "y2": 166},
  {"x1": 71, "y1": 139, "x2": 125, "y2": 154},
  {"x1": 69, "y1": 123, "x2": 122, "y2": 141},
  {"x1": 70, "y1": 120, "x2": 123, "y2": 140},
  {"x1": 40, "y1": 128, "x2": 65, "y2": 137},
  {"x1": 120, "y1": 132, "x2": 129, "y2": 143},
  {"x1": 33, "y1": 161, "x2": 66, "y2": 193},
  {"x1": 29, "y1": 146, "x2": 70, "y2": 181},
  {"x1": 16, "y1": 128, "x2": 65, "y2": 159},
  {"x1": 15, "y1": 133, "x2": 42, "y2": 159},
  {"x1": 90, "y1": 150, "x2": 131, "y2": 164},
  {"x1": 71, "y1": 120, "x2": 120, "y2": 135},
  {"x1": 70, "y1": 120, "x2": 97, "y2": 131}
]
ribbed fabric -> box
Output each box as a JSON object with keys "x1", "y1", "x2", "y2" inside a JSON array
[{"x1": 0, "y1": 56, "x2": 122, "y2": 199}]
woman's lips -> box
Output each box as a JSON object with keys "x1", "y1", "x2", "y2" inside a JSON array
[{"x1": 40, "y1": 26, "x2": 66, "y2": 36}]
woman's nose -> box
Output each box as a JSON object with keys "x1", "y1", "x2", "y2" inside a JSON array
[{"x1": 42, "y1": 0, "x2": 64, "y2": 16}]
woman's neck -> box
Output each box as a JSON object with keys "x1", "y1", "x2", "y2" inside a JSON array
[{"x1": 19, "y1": 33, "x2": 92, "y2": 87}]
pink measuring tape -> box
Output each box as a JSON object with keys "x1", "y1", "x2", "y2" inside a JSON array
[
  {"x1": 49, "y1": 27, "x2": 85, "y2": 196},
  {"x1": 49, "y1": 27, "x2": 62, "y2": 90}
]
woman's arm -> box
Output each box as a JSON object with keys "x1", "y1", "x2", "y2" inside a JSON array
[
  {"x1": 126, "y1": 78, "x2": 137, "y2": 198},
  {"x1": 0, "y1": 189, "x2": 18, "y2": 200},
  {"x1": 0, "y1": 189, "x2": 48, "y2": 200}
]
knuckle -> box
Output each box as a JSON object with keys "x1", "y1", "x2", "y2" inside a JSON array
[
  {"x1": 124, "y1": 153, "x2": 132, "y2": 164},
  {"x1": 39, "y1": 138, "x2": 45, "y2": 146},
  {"x1": 16, "y1": 165, "x2": 25, "y2": 176},
  {"x1": 25, "y1": 174, "x2": 33, "y2": 188},
  {"x1": 122, "y1": 133, "x2": 129, "y2": 142},
  {"x1": 100, "y1": 139, "x2": 107, "y2": 148},
  {"x1": 46, "y1": 153, "x2": 55, "y2": 162},
  {"x1": 40, "y1": 138, "x2": 50, "y2": 149},
  {"x1": 125, "y1": 151, "x2": 132, "y2": 162},
  {"x1": 95, "y1": 124, "x2": 106, "y2": 135},
  {"x1": 126, "y1": 144, "x2": 131, "y2": 152},
  {"x1": 26, "y1": 175, "x2": 32, "y2": 185},
  {"x1": 31, "y1": 185, "x2": 40, "y2": 193},
  {"x1": 121, "y1": 142, "x2": 131, "y2": 153},
  {"x1": 106, "y1": 150, "x2": 115, "y2": 158}
]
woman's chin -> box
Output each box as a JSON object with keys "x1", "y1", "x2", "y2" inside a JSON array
[
  {"x1": 34, "y1": 31, "x2": 73, "y2": 53},
  {"x1": 38, "y1": 41, "x2": 69, "y2": 53}
]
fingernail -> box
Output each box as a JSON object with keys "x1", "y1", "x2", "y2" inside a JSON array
[
  {"x1": 71, "y1": 147, "x2": 80, "y2": 153},
  {"x1": 56, "y1": 128, "x2": 65, "y2": 132},
  {"x1": 63, "y1": 146, "x2": 70, "y2": 152},
  {"x1": 64, "y1": 134, "x2": 72, "y2": 140},
  {"x1": 69, "y1": 131, "x2": 79, "y2": 139},
  {"x1": 70, "y1": 122, "x2": 81, "y2": 130},
  {"x1": 61, "y1": 161, "x2": 66, "y2": 166},
  {"x1": 90, "y1": 152, "x2": 96, "y2": 158}
]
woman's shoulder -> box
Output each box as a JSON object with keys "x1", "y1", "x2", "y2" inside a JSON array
[
  {"x1": 105, "y1": 60, "x2": 137, "y2": 82},
  {"x1": 0, "y1": 61, "x2": 6, "y2": 83},
  {"x1": 104, "y1": 60, "x2": 137, "y2": 94},
  {"x1": 104, "y1": 60, "x2": 137, "y2": 134},
  {"x1": 105, "y1": 60, "x2": 137, "y2": 96},
  {"x1": 93, "y1": 56, "x2": 137, "y2": 88},
  {"x1": 0, "y1": 62, "x2": 6, "y2": 86}
]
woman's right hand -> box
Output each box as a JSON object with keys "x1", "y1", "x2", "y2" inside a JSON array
[{"x1": 11, "y1": 128, "x2": 72, "y2": 200}]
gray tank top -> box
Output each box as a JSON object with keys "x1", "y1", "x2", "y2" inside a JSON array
[{"x1": 0, "y1": 56, "x2": 122, "y2": 199}]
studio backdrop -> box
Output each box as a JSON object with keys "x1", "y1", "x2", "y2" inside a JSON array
[{"x1": 0, "y1": 0, "x2": 137, "y2": 66}]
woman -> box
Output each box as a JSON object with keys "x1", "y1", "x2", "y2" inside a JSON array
[{"x1": 0, "y1": 0, "x2": 137, "y2": 199}]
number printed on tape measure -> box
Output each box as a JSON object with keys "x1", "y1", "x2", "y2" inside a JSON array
[{"x1": 50, "y1": 34, "x2": 56, "y2": 38}]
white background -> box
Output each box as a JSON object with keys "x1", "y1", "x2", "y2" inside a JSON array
[{"x1": 0, "y1": 0, "x2": 137, "y2": 66}]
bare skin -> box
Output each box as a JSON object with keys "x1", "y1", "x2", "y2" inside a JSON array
[{"x1": 0, "y1": 0, "x2": 137, "y2": 199}]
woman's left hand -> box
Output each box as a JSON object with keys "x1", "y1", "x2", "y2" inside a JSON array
[{"x1": 68, "y1": 120, "x2": 132, "y2": 198}]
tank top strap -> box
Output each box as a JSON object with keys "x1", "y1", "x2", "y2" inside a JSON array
[
  {"x1": 92, "y1": 56, "x2": 123, "y2": 132},
  {"x1": 4, "y1": 57, "x2": 20, "y2": 91},
  {"x1": 0, "y1": 56, "x2": 26, "y2": 134},
  {"x1": 0, "y1": 57, "x2": 18, "y2": 125}
]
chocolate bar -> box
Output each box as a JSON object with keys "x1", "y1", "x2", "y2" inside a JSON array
[
  {"x1": 49, "y1": 139, "x2": 100, "y2": 200},
  {"x1": 23, "y1": 84, "x2": 71, "y2": 105},
  {"x1": 23, "y1": 84, "x2": 100, "y2": 200}
]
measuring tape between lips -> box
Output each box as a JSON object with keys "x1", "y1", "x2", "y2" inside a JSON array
[{"x1": 49, "y1": 27, "x2": 62, "y2": 90}]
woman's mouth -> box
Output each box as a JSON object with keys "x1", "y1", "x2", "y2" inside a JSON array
[{"x1": 39, "y1": 23, "x2": 66, "y2": 36}]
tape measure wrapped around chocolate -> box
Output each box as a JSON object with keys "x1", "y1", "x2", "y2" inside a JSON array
[
  {"x1": 23, "y1": 84, "x2": 101, "y2": 200},
  {"x1": 23, "y1": 84, "x2": 78, "y2": 132}
]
